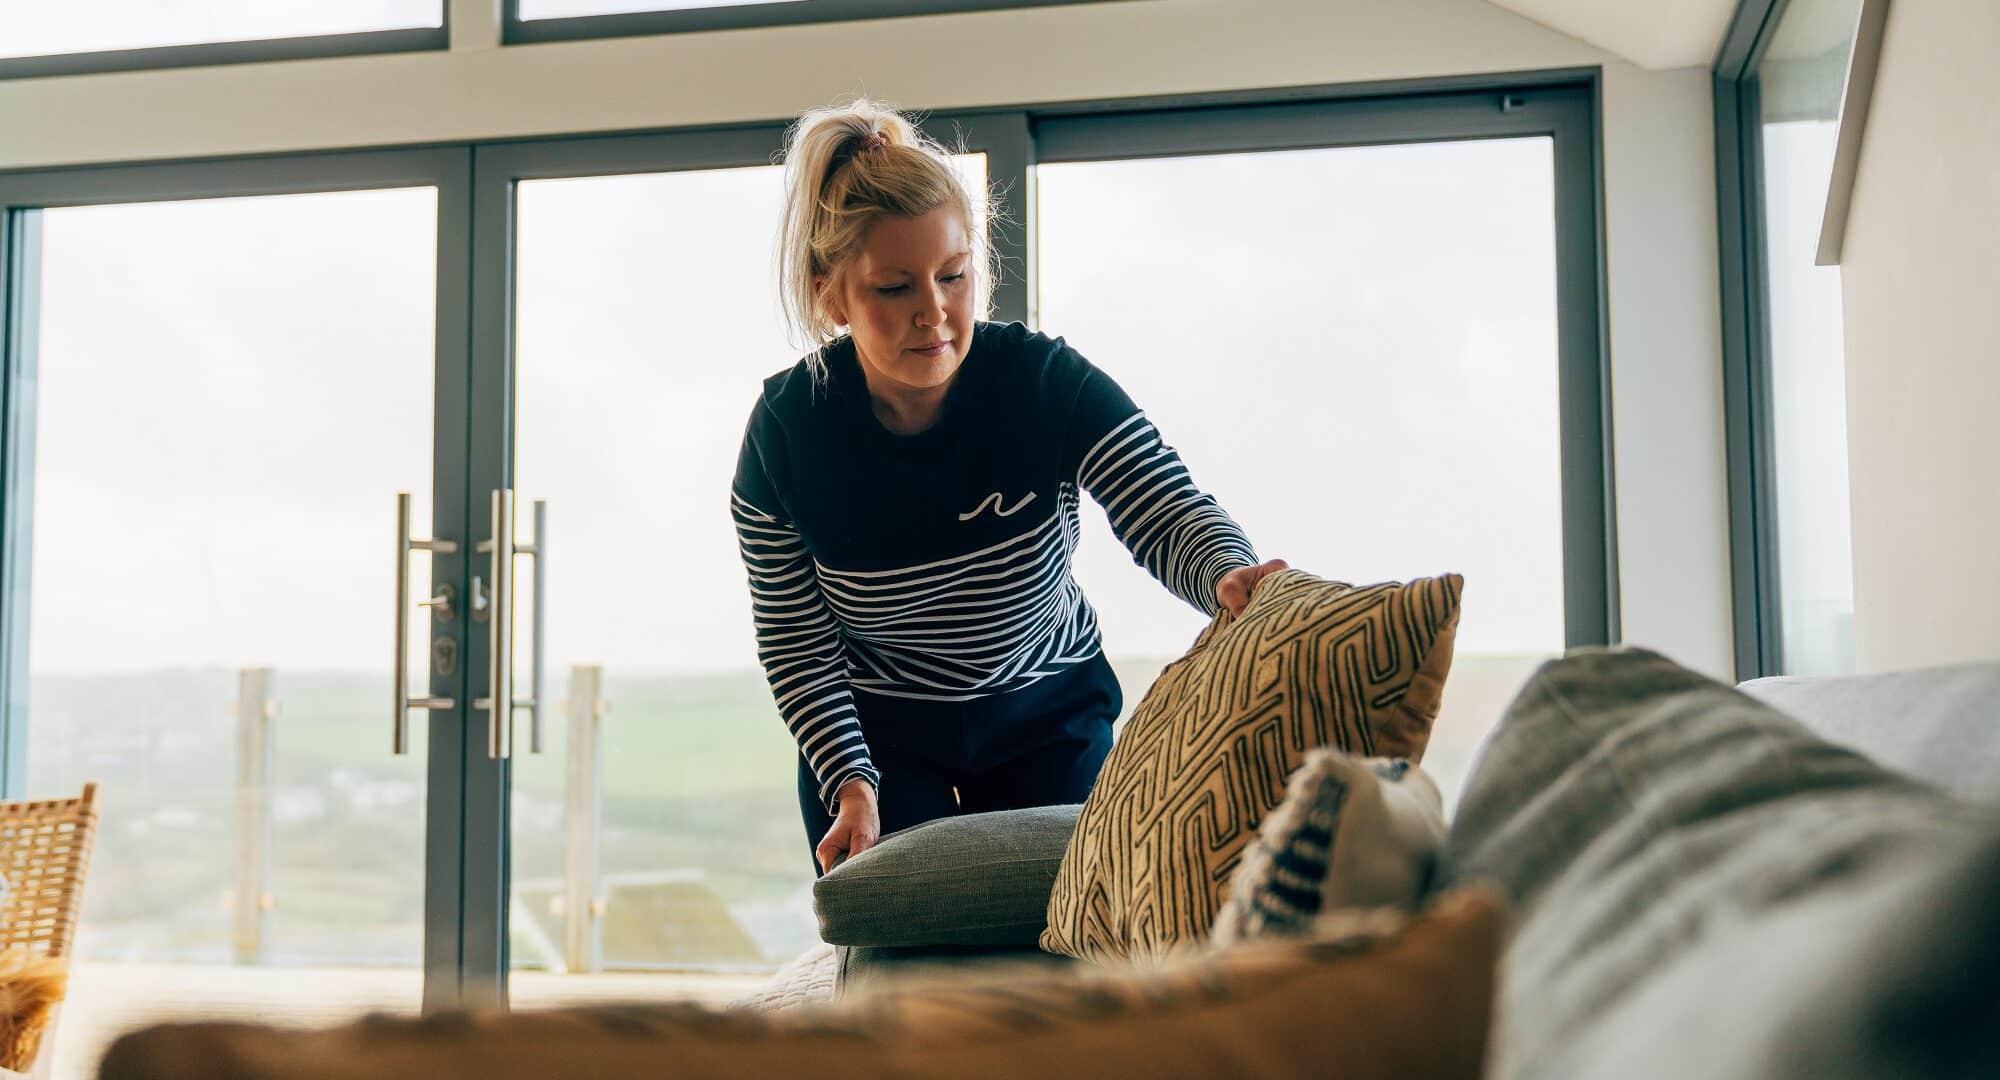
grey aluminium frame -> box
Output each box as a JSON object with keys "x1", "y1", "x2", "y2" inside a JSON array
[
  {"x1": 0, "y1": 147, "x2": 483, "y2": 1012},
  {"x1": 0, "y1": 23, "x2": 448, "y2": 82},
  {"x1": 502, "y1": 0, "x2": 1120, "y2": 45},
  {"x1": 1714, "y1": 0, "x2": 1789, "y2": 680}
]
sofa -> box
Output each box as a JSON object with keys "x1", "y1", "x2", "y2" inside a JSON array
[
  {"x1": 1446, "y1": 650, "x2": 1999, "y2": 1079},
  {"x1": 96, "y1": 644, "x2": 2000, "y2": 1078}
]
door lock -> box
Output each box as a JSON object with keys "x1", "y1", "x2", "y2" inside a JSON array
[{"x1": 432, "y1": 636, "x2": 458, "y2": 677}]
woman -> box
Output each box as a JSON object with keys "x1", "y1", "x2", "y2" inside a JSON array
[{"x1": 732, "y1": 99, "x2": 1284, "y2": 875}]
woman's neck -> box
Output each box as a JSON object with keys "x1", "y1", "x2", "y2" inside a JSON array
[{"x1": 860, "y1": 368, "x2": 953, "y2": 436}]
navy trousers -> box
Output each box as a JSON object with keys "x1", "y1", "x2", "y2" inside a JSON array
[{"x1": 796, "y1": 652, "x2": 1121, "y2": 875}]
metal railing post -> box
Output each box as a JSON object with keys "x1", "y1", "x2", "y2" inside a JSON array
[
  {"x1": 233, "y1": 667, "x2": 277, "y2": 964},
  {"x1": 562, "y1": 665, "x2": 608, "y2": 973}
]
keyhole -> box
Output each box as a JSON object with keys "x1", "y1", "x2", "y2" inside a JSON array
[{"x1": 432, "y1": 637, "x2": 458, "y2": 677}]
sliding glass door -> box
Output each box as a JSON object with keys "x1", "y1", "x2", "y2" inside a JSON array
[
  {"x1": 0, "y1": 150, "x2": 476, "y2": 1072},
  {"x1": 476, "y1": 139, "x2": 991, "y2": 1005},
  {"x1": 500, "y1": 161, "x2": 809, "y2": 1004}
]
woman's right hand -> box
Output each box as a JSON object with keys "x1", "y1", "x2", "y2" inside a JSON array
[{"x1": 816, "y1": 778, "x2": 881, "y2": 873}]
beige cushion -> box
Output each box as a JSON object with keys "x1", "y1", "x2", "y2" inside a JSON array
[
  {"x1": 97, "y1": 890, "x2": 1504, "y2": 1080},
  {"x1": 1041, "y1": 569, "x2": 1463, "y2": 962}
]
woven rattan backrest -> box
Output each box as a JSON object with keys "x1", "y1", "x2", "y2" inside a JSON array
[{"x1": 0, "y1": 784, "x2": 99, "y2": 959}]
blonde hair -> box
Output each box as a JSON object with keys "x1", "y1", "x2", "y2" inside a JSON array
[{"x1": 776, "y1": 97, "x2": 1001, "y2": 379}]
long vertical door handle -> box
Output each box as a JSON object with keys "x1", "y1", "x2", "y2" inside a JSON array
[
  {"x1": 394, "y1": 492, "x2": 457, "y2": 754},
  {"x1": 524, "y1": 502, "x2": 548, "y2": 756},
  {"x1": 526, "y1": 499, "x2": 547, "y2": 753},
  {"x1": 474, "y1": 490, "x2": 547, "y2": 758},
  {"x1": 475, "y1": 489, "x2": 516, "y2": 758}
]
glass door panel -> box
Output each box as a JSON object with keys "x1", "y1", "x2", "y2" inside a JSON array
[
  {"x1": 504, "y1": 156, "x2": 985, "y2": 1002},
  {"x1": 0, "y1": 1, "x2": 444, "y2": 58},
  {"x1": 22, "y1": 188, "x2": 439, "y2": 1073},
  {"x1": 1037, "y1": 138, "x2": 1565, "y2": 810},
  {"x1": 1755, "y1": 0, "x2": 1863, "y2": 675}
]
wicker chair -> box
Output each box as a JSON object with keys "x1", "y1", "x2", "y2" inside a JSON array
[{"x1": 0, "y1": 784, "x2": 101, "y2": 1078}]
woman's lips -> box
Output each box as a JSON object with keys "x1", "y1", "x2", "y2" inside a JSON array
[{"x1": 909, "y1": 341, "x2": 951, "y2": 356}]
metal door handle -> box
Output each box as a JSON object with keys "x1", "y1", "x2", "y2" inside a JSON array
[
  {"x1": 394, "y1": 493, "x2": 457, "y2": 754},
  {"x1": 473, "y1": 489, "x2": 546, "y2": 758},
  {"x1": 527, "y1": 498, "x2": 547, "y2": 754}
]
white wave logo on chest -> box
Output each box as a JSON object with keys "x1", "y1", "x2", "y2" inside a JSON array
[{"x1": 958, "y1": 491, "x2": 1038, "y2": 522}]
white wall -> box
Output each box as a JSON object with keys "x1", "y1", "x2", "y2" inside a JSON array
[
  {"x1": 0, "y1": 0, "x2": 1735, "y2": 676},
  {"x1": 1838, "y1": 0, "x2": 2000, "y2": 672}
]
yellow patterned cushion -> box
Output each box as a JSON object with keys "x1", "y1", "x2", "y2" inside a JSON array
[{"x1": 1041, "y1": 569, "x2": 1463, "y2": 961}]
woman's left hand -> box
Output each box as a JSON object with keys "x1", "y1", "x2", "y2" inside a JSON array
[{"x1": 1216, "y1": 558, "x2": 1288, "y2": 618}]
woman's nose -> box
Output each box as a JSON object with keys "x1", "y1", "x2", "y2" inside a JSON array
[{"x1": 915, "y1": 284, "x2": 946, "y2": 327}]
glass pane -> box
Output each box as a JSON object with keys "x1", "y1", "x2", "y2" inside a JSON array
[
  {"x1": 505, "y1": 157, "x2": 989, "y2": 1002},
  {"x1": 518, "y1": 0, "x2": 801, "y2": 19},
  {"x1": 0, "y1": 1, "x2": 442, "y2": 59},
  {"x1": 1756, "y1": 0, "x2": 1862, "y2": 675},
  {"x1": 520, "y1": 0, "x2": 808, "y2": 18},
  {"x1": 25, "y1": 189, "x2": 438, "y2": 1071},
  {"x1": 1038, "y1": 139, "x2": 1566, "y2": 810}
]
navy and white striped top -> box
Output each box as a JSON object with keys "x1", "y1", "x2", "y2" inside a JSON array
[{"x1": 731, "y1": 321, "x2": 1257, "y2": 812}]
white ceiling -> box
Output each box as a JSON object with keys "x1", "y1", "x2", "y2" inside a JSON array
[{"x1": 1485, "y1": 0, "x2": 1741, "y2": 70}]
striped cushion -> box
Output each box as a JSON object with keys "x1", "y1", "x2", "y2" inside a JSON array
[
  {"x1": 1041, "y1": 569, "x2": 1463, "y2": 961},
  {"x1": 1210, "y1": 751, "x2": 1446, "y2": 946}
]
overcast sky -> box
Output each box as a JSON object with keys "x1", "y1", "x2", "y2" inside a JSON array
[
  {"x1": 27, "y1": 134, "x2": 1565, "y2": 678},
  {"x1": 0, "y1": 0, "x2": 441, "y2": 56}
]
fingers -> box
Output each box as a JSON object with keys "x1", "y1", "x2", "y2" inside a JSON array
[
  {"x1": 1247, "y1": 559, "x2": 1288, "y2": 593},
  {"x1": 1218, "y1": 580, "x2": 1246, "y2": 617},
  {"x1": 816, "y1": 822, "x2": 849, "y2": 873},
  {"x1": 1219, "y1": 570, "x2": 1251, "y2": 617},
  {"x1": 1220, "y1": 559, "x2": 1289, "y2": 617},
  {"x1": 848, "y1": 807, "x2": 880, "y2": 858},
  {"x1": 818, "y1": 807, "x2": 883, "y2": 872}
]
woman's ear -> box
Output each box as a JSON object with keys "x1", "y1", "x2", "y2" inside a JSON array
[{"x1": 814, "y1": 273, "x2": 847, "y2": 329}]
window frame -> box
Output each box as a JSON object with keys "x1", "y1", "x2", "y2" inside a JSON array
[
  {"x1": 0, "y1": 69, "x2": 1617, "y2": 1015},
  {"x1": 1713, "y1": 0, "x2": 1796, "y2": 680},
  {"x1": 0, "y1": 14, "x2": 448, "y2": 81},
  {"x1": 501, "y1": 0, "x2": 1118, "y2": 45}
]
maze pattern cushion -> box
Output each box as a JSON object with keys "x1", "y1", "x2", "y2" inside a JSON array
[
  {"x1": 1041, "y1": 569, "x2": 1463, "y2": 962},
  {"x1": 98, "y1": 890, "x2": 1504, "y2": 1080}
]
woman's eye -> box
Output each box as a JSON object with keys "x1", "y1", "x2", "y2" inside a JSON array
[{"x1": 874, "y1": 273, "x2": 962, "y2": 296}]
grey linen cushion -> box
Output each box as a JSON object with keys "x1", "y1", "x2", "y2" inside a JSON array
[
  {"x1": 1739, "y1": 660, "x2": 2000, "y2": 804},
  {"x1": 814, "y1": 804, "x2": 1081, "y2": 948},
  {"x1": 1444, "y1": 646, "x2": 1997, "y2": 1080}
]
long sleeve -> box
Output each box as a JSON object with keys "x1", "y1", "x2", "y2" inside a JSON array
[
  {"x1": 732, "y1": 410, "x2": 879, "y2": 815},
  {"x1": 1068, "y1": 365, "x2": 1258, "y2": 617}
]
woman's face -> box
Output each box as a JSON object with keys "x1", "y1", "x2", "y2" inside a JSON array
[{"x1": 824, "y1": 206, "x2": 976, "y2": 397}]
